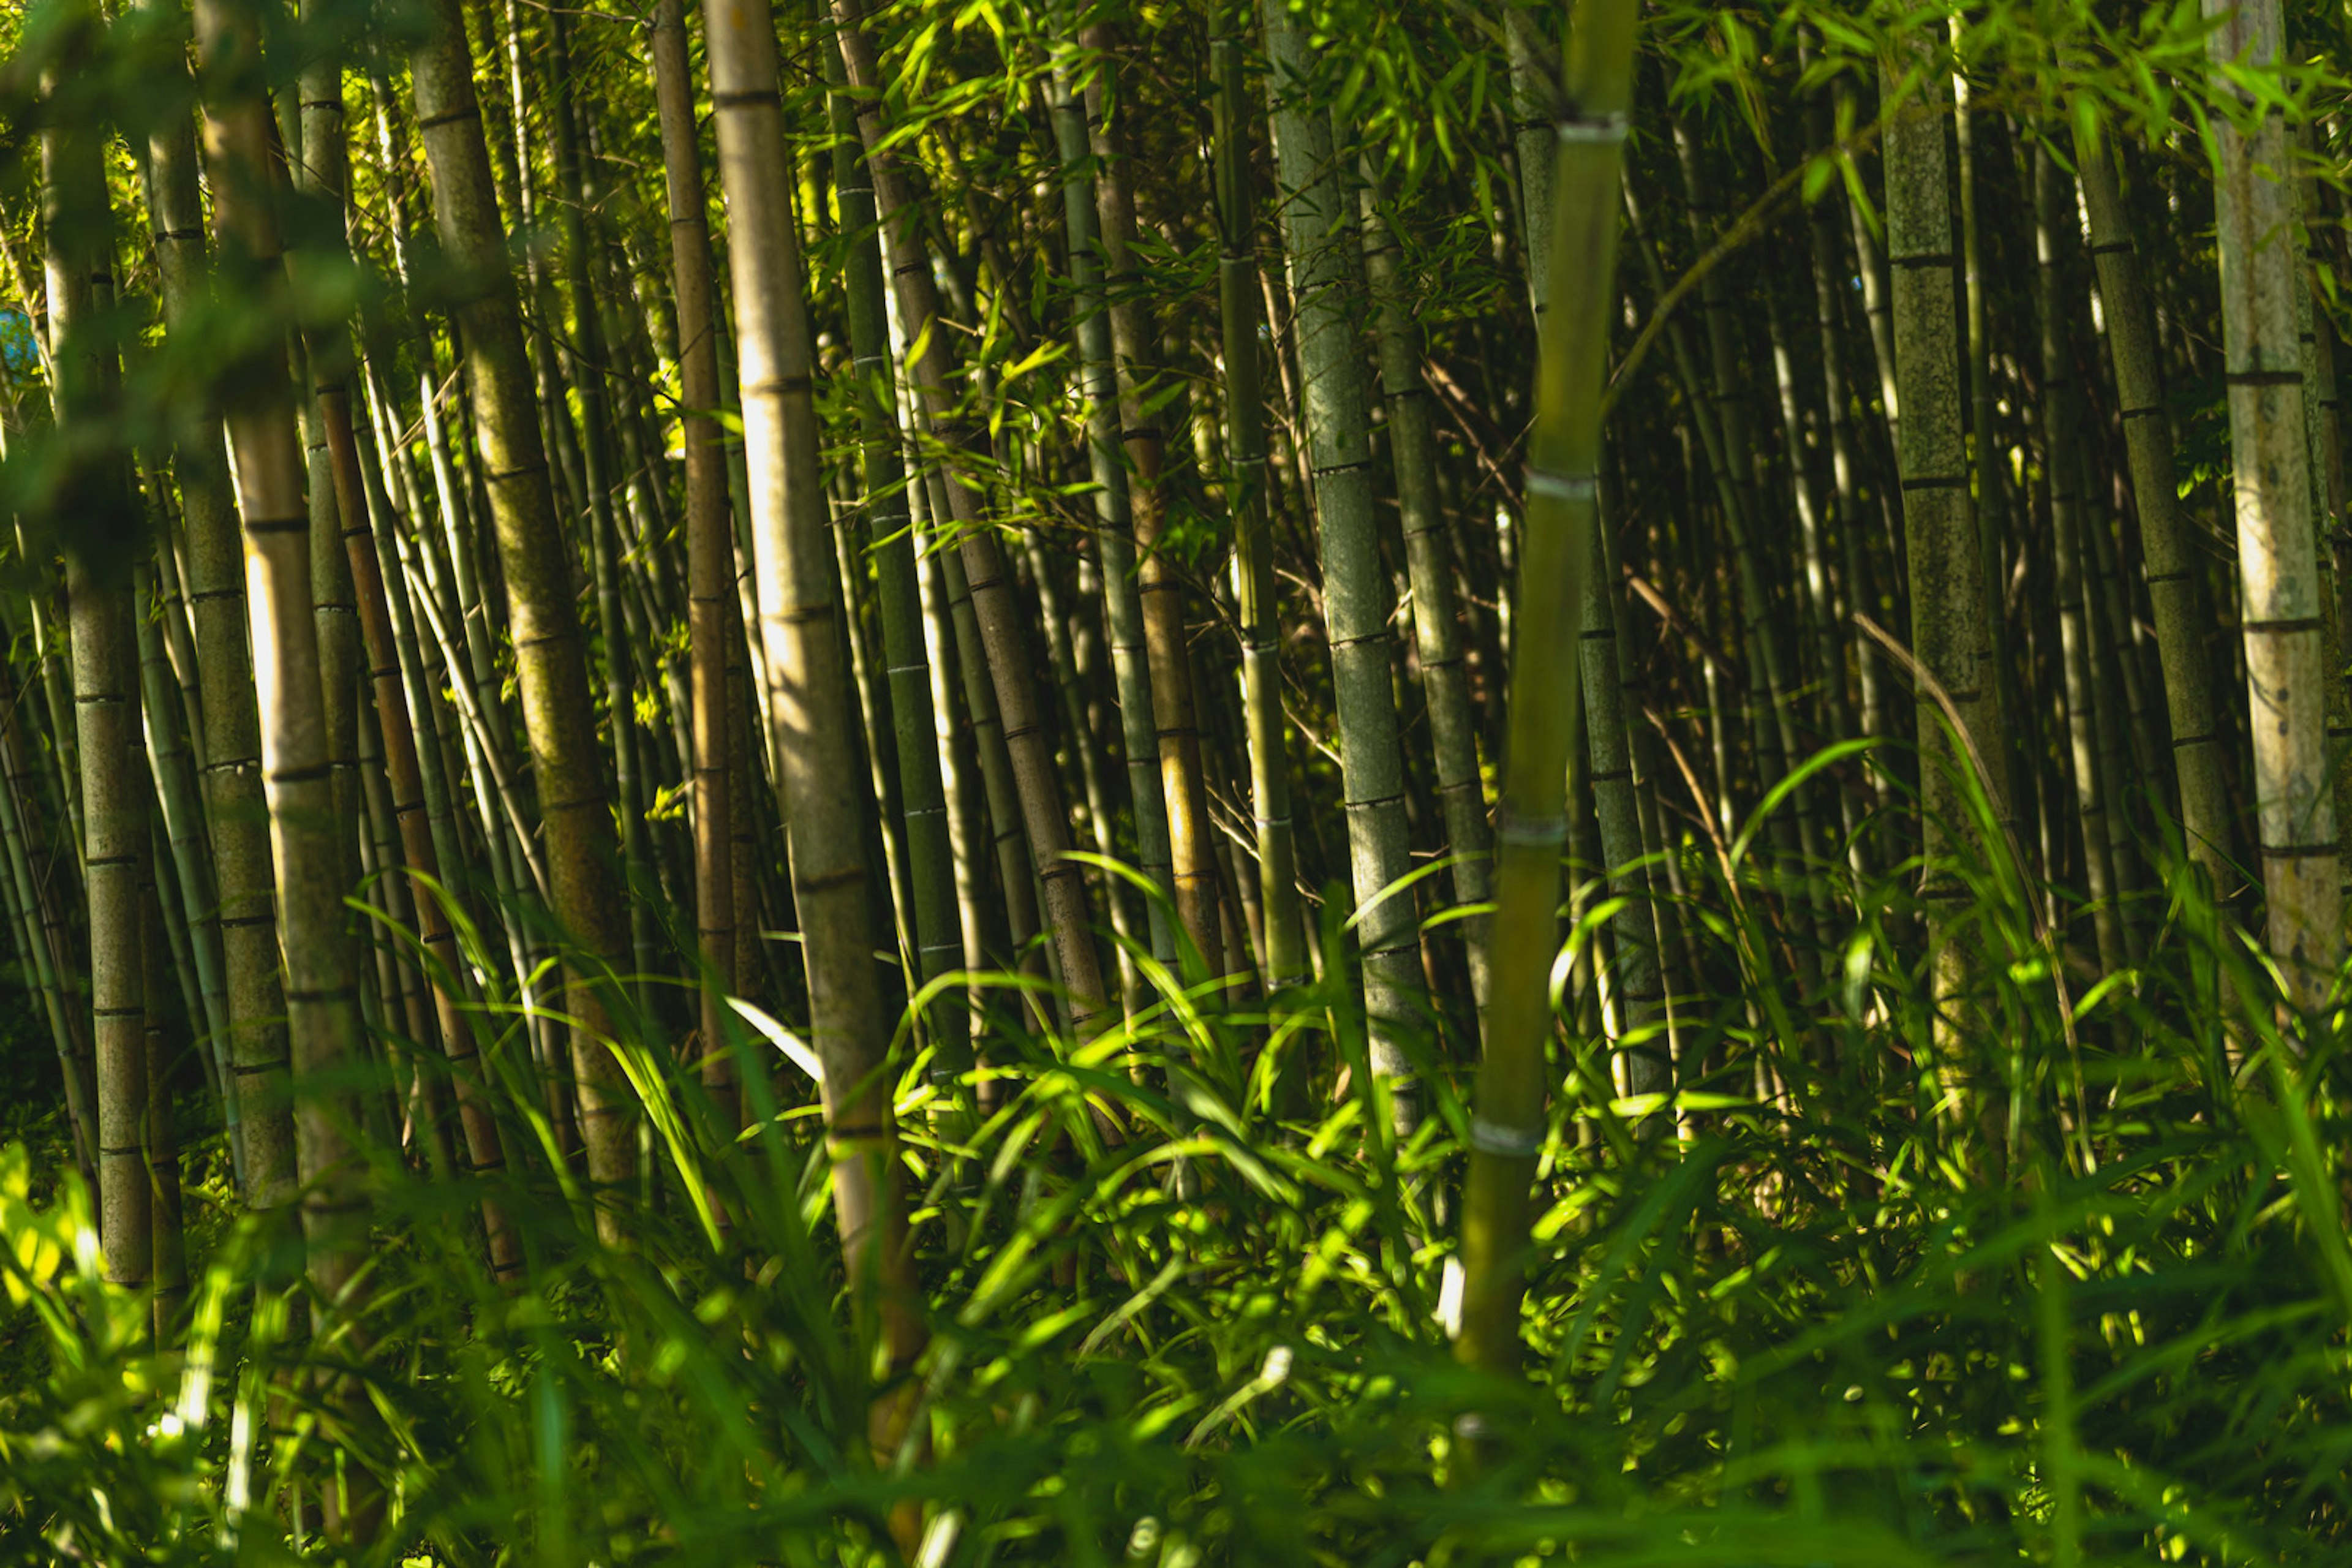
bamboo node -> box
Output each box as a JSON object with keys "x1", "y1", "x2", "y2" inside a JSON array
[
  {"x1": 1468, "y1": 1115, "x2": 1544, "y2": 1158},
  {"x1": 1555, "y1": 114, "x2": 1628, "y2": 143},
  {"x1": 1525, "y1": 467, "x2": 1596, "y2": 503},
  {"x1": 1496, "y1": 811, "x2": 1567, "y2": 847}
]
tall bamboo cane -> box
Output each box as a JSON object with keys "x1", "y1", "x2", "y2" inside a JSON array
[
  {"x1": 1045, "y1": 44, "x2": 1179, "y2": 997},
  {"x1": 708, "y1": 0, "x2": 926, "y2": 1454},
  {"x1": 1455, "y1": 0, "x2": 1639, "y2": 1377},
  {"x1": 137, "y1": 0, "x2": 290, "y2": 1205},
  {"x1": 1882, "y1": 37, "x2": 2007, "y2": 1080},
  {"x1": 2204, "y1": 0, "x2": 2340, "y2": 1006},
  {"x1": 2034, "y1": 145, "x2": 2126, "y2": 976},
  {"x1": 649, "y1": 0, "x2": 745, "y2": 1133},
  {"x1": 1080, "y1": 20, "x2": 1224, "y2": 976},
  {"x1": 407, "y1": 0, "x2": 637, "y2": 1218},
  {"x1": 193, "y1": 0, "x2": 374, "y2": 1311},
  {"x1": 1260, "y1": 0, "x2": 1426, "y2": 1120},
  {"x1": 1209, "y1": 0, "x2": 1305, "y2": 994},
  {"x1": 43, "y1": 28, "x2": 153, "y2": 1297}
]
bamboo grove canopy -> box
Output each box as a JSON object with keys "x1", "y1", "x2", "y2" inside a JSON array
[{"x1": 3, "y1": 0, "x2": 2352, "y2": 1560}]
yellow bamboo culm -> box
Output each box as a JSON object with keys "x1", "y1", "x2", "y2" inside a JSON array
[{"x1": 1453, "y1": 0, "x2": 1641, "y2": 1379}]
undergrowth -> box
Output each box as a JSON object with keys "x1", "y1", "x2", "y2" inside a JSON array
[{"x1": 4, "y1": 774, "x2": 2351, "y2": 1567}]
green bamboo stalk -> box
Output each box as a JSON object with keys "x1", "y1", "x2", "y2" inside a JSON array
[
  {"x1": 44, "y1": 35, "x2": 153, "y2": 1293},
  {"x1": 1359, "y1": 162, "x2": 1492, "y2": 1013},
  {"x1": 1456, "y1": 0, "x2": 1639, "y2": 1376},
  {"x1": 819, "y1": 35, "x2": 967, "y2": 1084},
  {"x1": 1046, "y1": 47, "x2": 1178, "y2": 997},
  {"x1": 1080, "y1": 19, "x2": 1224, "y2": 978},
  {"x1": 1881, "y1": 41, "x2": 2007, "y2": 1059},
  {"x1": 134, "y1": 559, "x2": 228, "y2": 1059},
  {"x1": 546, "y1": 6, "x2": 659, "y2": 1018},
  {"x1": 141, "y1": 821, "x2": 187, "y2": 1339},
  {"x1": 833, "y1": 0, "x2": 1109, "y2": 1030},
  {"x1": 1518, "y1": 30, "x2": 1669, "y2": 1087},
  {"x1": 0, "y1": 669, "x2": 95, "y2": 1186}
]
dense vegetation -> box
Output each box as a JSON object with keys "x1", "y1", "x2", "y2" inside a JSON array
[{"x1": 4, "y1": 0, "x2": 2352, "y2": 1561}]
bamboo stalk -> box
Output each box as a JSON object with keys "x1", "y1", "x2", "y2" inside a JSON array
[
  {"x1": 1046, "y1": 47, "x2": 1178, "y2": 998},
  {"x1": 1456, "y1": 0, "x2": 1640, "y2": 1376},
  {"x1": 1882, "y1": 40, "x2": 2007, "y2": 1079},
  {"x1": 195, "y1": 0, "x2": 374, "y2": 1317},
  {"x1": 45, "y1": 32, "x2": 153, "y2": 1295},
  {"x1": 832, "y1": 0, "x2": 1110, "y2": 1030},
  {"x1": 2072, "y1": 122, "x2": 2234, "y2": 893},
  {"x1": 408, "y1": 0, "x2": 637, "y2": 1220},
  {"x1": 1260, "y1": 0, "x2": 1426, "y2": 1120},
  {"x1": 1081, "y1": 20, "x2": 1224, "y2": 978},
  {"x1": 137, "y1": 0, "x2": 292, "y2": 1207},
  {"x1": 709, "y1": 0, "x2": 926, "y2": 1457},
  {"x1": 2035, "y1": 145, "x2": 2126, "y2": 976},
  {"x1": 2205, "y1": 0, "x2": 2340, "y2": 1006},
  {"x1": 1209, "y1": 0, "x2": 1305, "y2": 994},
  {"x1": 649, "y1": 0, "x2": 745, "y2": 1133}
]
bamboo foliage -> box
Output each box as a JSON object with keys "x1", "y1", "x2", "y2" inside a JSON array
[{"x1": 7, "y1": 2, "x2": 2352, "y2": 1543}]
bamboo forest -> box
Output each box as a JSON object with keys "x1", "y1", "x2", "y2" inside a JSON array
[{"x1": 10, "y1": 0, "x2": 2352, "y2": 1558}]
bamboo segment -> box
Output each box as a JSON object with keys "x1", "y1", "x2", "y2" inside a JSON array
[
  {"x1": 649, "y1": 0, "x2": 745, "y2": 1133},
  {"x1": 135, "y1": 560, "x2": 227, "y2": 1052},
  {"x1": 1360, "y1": 164, "x2": 1491, "y2": 1013},
  {"x1": 408, "y1": 0, "x2": 637, "y2": 1219},
  {"x1": 0, "y1": 679, "x2": 95, "y2": 1186},
  {"x1": 2034, "y1": 146, "x2": 2125, "y2": 977},
  {"x1": 194, "y1": 0, "x2": 373, "y2": 1306},
  {"x1": 1881, "y1": 45, "x2": 2005, "y2": 1054},
  {"x1": 1455, "y1": 0, "x2": 1639, "y2": 1377},
  {"x1": 1210, "y1": 0, "x2": 1305, "y2": 994},
  {"x1": 67, "y1": 543, "x2": 150, "y2": 1295},
  {"x1": 546, "y1": 6, "x2": 659, "y2": 1019},
  {"x1": 818, "y1": 48, "x2": 965, "y2": 1075},
  {"x1": 708, "y1": 0, "x2": 925, "y2": 1449},
  {"x1": 1261, "y1": 0, "x2": 1425, "y2": 1119},
  {"x1": 1046, "y1": 48, "x2": 1178, "y2": 994},
  {"x1": 137, "y1": 6, "x2": 289, "y2": 1205},
  {"x1": 141, "y1": 829, "x2": 188, "y2": 1338},
  {"x1": 43, "y1": 36, "x2": 152, "y2": 1294},
  {"x1": 2204, "y1": 0, "x2": 2340, "y2": 1008},
  {"x1": 1516, "y1": 33, "x2": 1665, "y2": 1087},
  {"x1": 2073, "y1": 121, "x2": 2234, "y2": 894}
]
